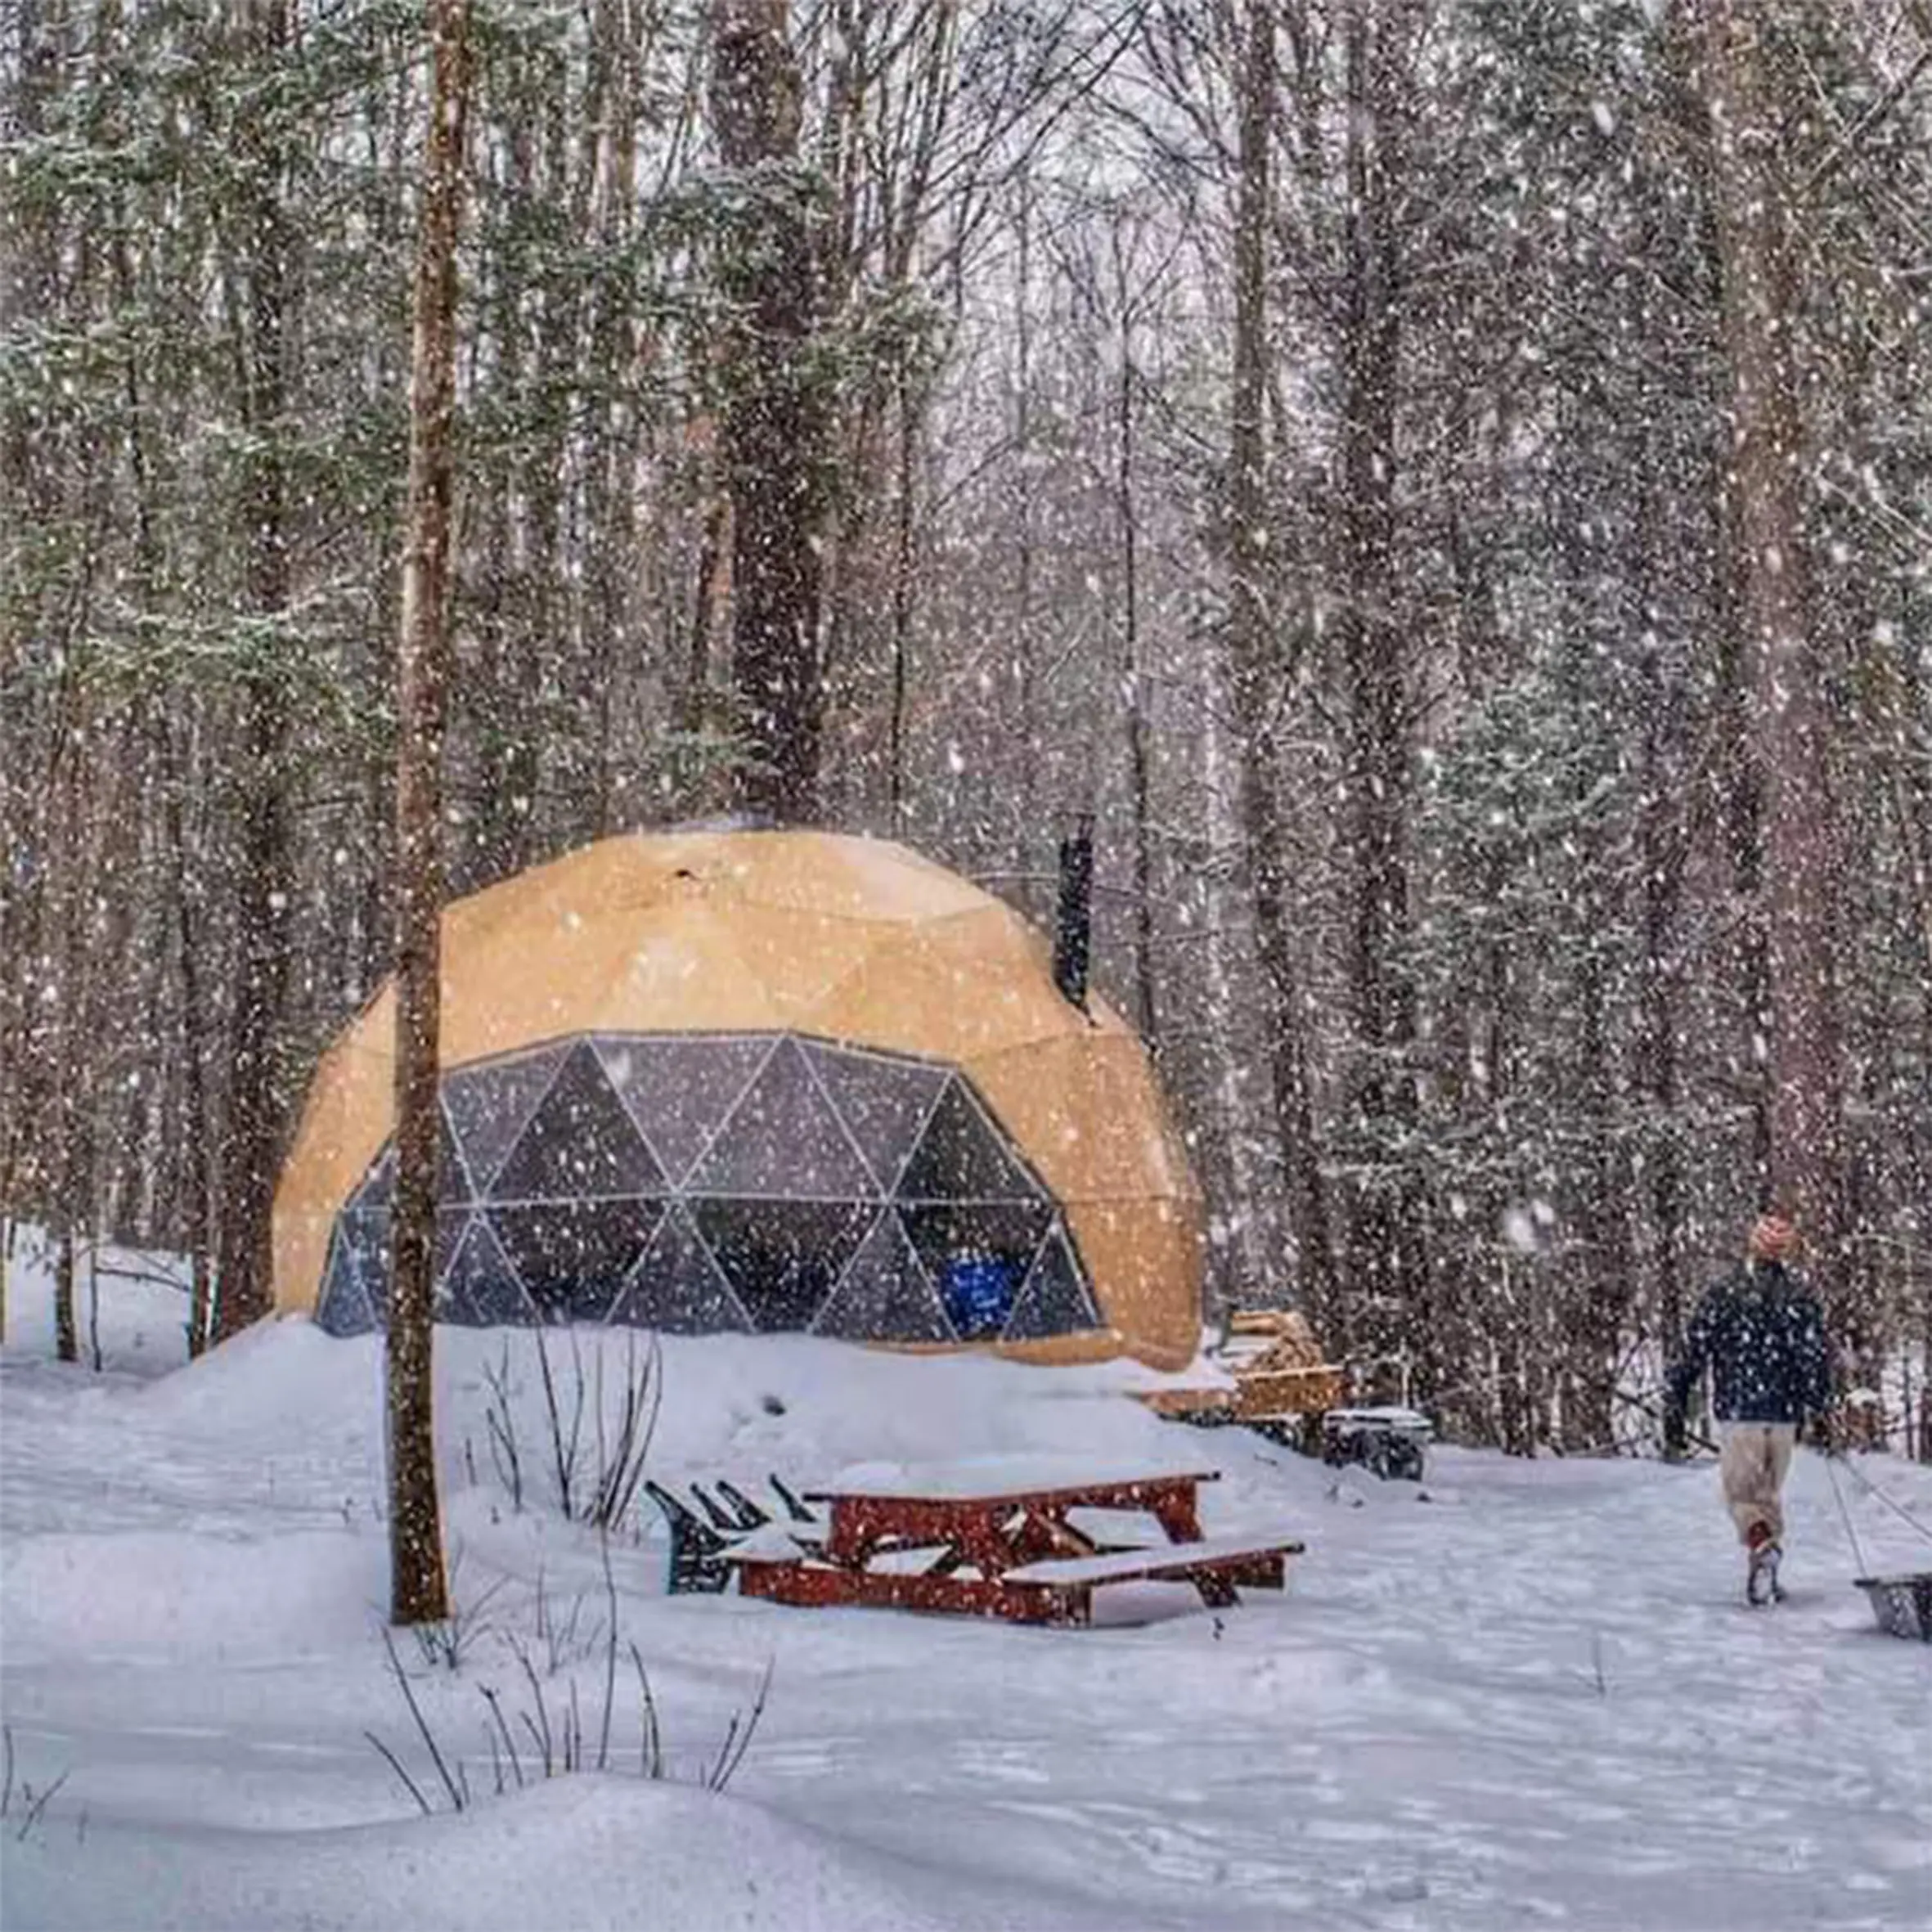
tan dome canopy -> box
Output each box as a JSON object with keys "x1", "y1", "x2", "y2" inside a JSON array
[{"x1": 273, "y1": 830, "x2": 1202, "y2": 1368}]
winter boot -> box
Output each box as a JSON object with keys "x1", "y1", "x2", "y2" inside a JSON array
[{"x1": 1746, "y1": 1521, "x2": 1784, "y2": 1606}]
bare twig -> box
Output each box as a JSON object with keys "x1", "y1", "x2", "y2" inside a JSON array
[
  {"x1": 1803, "y1": 43, "x2": 1932, "y2": 195},
  {"x1": 630, "y1": 1642, "x2": 663, "y2": 1780},
  {"x1": 704, "y1": 1660, "x2": 775, "y2": 1793},
  {"x1": 364, "y1": 1728, "x2": 433, "y2": 1816},
  {"x1": 597, "y1": 1533, "x2": 620, "y2": 1772},
  {"x1": 14, "y1": 1770, "x2": 70, "y2": 1841},
  {"x1": 533, "y1": 1328, "x2": 585, "y2": 1520},
  {"x1": 510, "y1": 1640, "x2": 554, "y2": 1774},
  {"x1": 411, "y1": 1548, "x2": 509, "y2": 1671},
  {"x1": 590, "y1": 1332, "x2": 661, "y2": 1530},
  {"x1": 479, "y1": 1683, "x2": 524, "y2": 1789},
  {"x1": 515, "y1": 1329, "x2": 662, "y2": 1530},
  {"x1": 481, "y1": 1341, "x2": 523, "y2": 1511},
  {"x1": 378, "y1": 1626, "x2": 465, "y2": 1811}
]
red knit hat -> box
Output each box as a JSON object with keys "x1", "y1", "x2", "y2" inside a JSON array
[{"x1": 1748, "y1": 1214, "x2": 1799, "y2": 1261}]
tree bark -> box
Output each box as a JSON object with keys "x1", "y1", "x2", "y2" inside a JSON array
[
  {"x1": 213, "y1": 0, "x2": 296, "y2": 1344},
  {"x1": 711, "y1": 0, "x2": 828, "y2": 824},
  {"x1": 1337, "y1": 0, "x2": 1423, "y2": 1365},
  {"x1": 886, "y1": 361, "x2": 919, "y2": 827},
  {"x1": 1114, "y1": 263, "x2": 1158, "y2": 1045},
  {"x1": 53, "y1": 1225, "x2": 78, "y2": 1366},
  {"x1": 1702, "y1": 0, "x2": 1844, "y2": 1292},
  {"x1": 388, "y1": 0, "x2": 471, "y2": 1629},
  {"x1": 1226, "y1": 0, "x2": 1335, "y2": 1334},
  {"x1": 1632, "y1": 340, "x2": 1690, "y2": 1363},
  {"x1": 165, "y1": 717, "x2": 217, "y2": 1356}
]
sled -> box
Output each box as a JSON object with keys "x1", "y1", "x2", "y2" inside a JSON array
[
  {"x1": 1319, "y1": 1406, "x2": 1432, "y2": 1482},
  {"x1": 1852, "y1": 1570, "x2": 1932, "y2": 1642}
]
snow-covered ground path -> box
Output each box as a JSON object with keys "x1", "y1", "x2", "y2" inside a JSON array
[{"x1": 2, "y1": 1269, "x2": 1929, "y2": 1931}]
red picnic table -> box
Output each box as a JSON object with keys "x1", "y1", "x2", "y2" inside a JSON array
[{"x1": 729, "y1": 1455, "x2": 1304, "y2": 1626}]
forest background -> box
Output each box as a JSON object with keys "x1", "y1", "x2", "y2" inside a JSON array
[{"x1": 3, "y1": 0, "x2": 1928, "y2": 1456}]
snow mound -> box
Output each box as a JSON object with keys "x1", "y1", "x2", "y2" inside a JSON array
[
  {"x1": 7, "y1": 1251, "x2": 1932, "y2": 1932},
  {"x1": 3, "y1": 1528, "x2": 386, "y2": 1666},
  {"x1": 3, "y1": 1774, "x2": 1097, "y2": 1932}
]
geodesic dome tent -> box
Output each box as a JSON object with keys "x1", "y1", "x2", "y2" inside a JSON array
[{"x1": 272, "y1": 830, "x2": 1202, "y2": 1368}]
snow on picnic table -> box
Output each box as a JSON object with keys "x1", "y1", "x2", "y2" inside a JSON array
[
  {"x1": 2, "y1": 1256, "x2": 1930, "y2": 1931},
  {"x1": 811, "y1": 1451, "x2": 1220, "y2": 1500}
]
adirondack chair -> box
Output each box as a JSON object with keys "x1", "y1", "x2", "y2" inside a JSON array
[
  {"x1": 644, "y1": 1481, "x2": 739, "y2": 1594},
  {"x1": 646, "y1": 1476, "x2": 824, "y2": 1593}
]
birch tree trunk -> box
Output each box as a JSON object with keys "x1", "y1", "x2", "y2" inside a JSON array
[{"x1": 388, "y1": 0, "x2": 471, "y2": 1629}]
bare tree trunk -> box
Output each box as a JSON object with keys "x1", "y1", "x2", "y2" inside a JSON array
[
  {"x1": 53, "y1": 1225, "x2": 77, "y2": 1364},
  {"x1": 1112, "y1": 258, "x2": 1158, "y2": 1044},
  {"x1": 213, "y1": 0, "x2": 297, "y2": 1344},
  {"x1": 1227, "y1": 0, "x2": 1335, "y2": 1333},
  {"x1": 679, "y1": 474, "x2": 731, "y2": 794},
  {"x1": 1337, "y1": 0, "x2": 1424, "y2": 1371},
  {"x1": 87, "y1": 1239, "x2": 102, "y2": 1374},
  {"x1": 1013, "y1": 168, "x2": 1039, "y2": 863},
  {"x1": 712, "y1": 0, "x2": 828, "y2": 824},
  {"x1": 388, "y1": 0, "x2": 471, "y2": 1629},
  {"x1": 887, "y1": 362, "x2": 919, "y2": 828},
  {"x1": 1640, "y1": 703, "x2": 1687, "y2": 1354},
  {"x1": 1703, "y1": 0, "x2": 1844, "y2": 1296},
  {"x1": 157, "y1": 711, "x2": 218, "y2": 1355},
  {"x1": 1566, "y1": 929, "x2": 1633, "y2": 1449},
  {"x1": 1633, "y1": 348, "x2": 1690, "y2": 1362}
]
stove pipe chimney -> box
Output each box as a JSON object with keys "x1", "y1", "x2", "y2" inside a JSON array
[{"x1": 1053, "y1": 815, "x2": 1094, "y2": 1013}]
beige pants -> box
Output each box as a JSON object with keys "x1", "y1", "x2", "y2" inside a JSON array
[{"x1": 1719, "y1": 1422, "x2": 1797, "y2": 1545}]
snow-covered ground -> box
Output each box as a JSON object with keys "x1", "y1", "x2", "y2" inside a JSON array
[{"x1": 2, "y1": 1242, "x2": 1929, "y2": 1931}]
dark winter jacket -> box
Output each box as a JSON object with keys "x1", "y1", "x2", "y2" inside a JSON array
[{"x1": 1665, "y1": 1260, "x2": 1831, "y2": 1428}]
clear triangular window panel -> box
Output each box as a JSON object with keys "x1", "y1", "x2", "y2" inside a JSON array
[
  {"x1": 438, "y1": 1215, "x2": 538, "y2": 1327},
  {"x1": 900, "y1": 1202, "x2": 1053, "y2": 1286},
  {"x1": 1001, "y1": 1224, "x2": 1100, "y2": 1341},
  {"x1": 811, "y1": 1211, "x2": 955, "y2": 1344},
  {"x1": 324, "y1": 1209, "x2": 391, "y2": 1331},
  {"x1": 432, "y1": 1207, "x2": 468, "y2": 1278},
  {"x1": 491, "y1": 1040, "x2": 665, "y2": 1201},
  {"x1": 607, "y1": 1203, "x2": 753, "y2": 1333},
  {"x1": 689, "y1": 1198, "x2": 874, "y2": 1332},
  {"x1": 317, "y1": 1224, "x2": 378, "y2": 1337},
  {"x1": 686, "y1": 1036, "x2": 876, "y2": 1199},
  {"x1": 566, "y1": 1205, "x2": 664, "y2": 1323},
  {"x1": 438, "y1": 1107, "x2": 475, "y2": 1202},
  {"x1": 593, "y1": 1035, "x2": 771, "y2": 1186},
  {"x1": 443, "y1": 1045, "x2": 567, "y2": 1196},
  {"x1": 489, "y1": 1199, "x2": 662, "y2": 1322},
  {"x1": 348, "y1": 1145, "x2": 395, "y2": 1213},
  {"x1": 895, "y1": 1078, "x2": 1042, "y2": 1203},
  {"x1": 899, "y1": 1202, "x2": 1052, "y2": 1340},
  {"x1": 802, "y1": 1043, "x2": 947, "y2": 1195}
]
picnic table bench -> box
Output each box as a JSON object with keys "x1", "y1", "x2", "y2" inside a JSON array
[
  {"x1": 1004, "y1": 1533, "x2": 1304, "y2": 1608},
  {"x1": 726, "y1": 1456, "x2": 1304, "y2": 1626}
]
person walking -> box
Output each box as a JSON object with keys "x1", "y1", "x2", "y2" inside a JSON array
[{"x1": 1664, "y1": 1214, "x2": 1831, "y2": 1604}]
